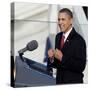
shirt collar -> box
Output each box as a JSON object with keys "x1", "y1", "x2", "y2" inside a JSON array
[{"x1": 63, "y1": 27, "x2": 73, "y2": 42}]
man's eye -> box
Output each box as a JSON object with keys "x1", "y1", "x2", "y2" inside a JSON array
[
  {"x1": 58, "y1": 18, "x2": 65, "y2": 21},
  {"x1": 58, "y1": 19, "x2": 60, "y2": 21},
  {"x1": 62, "y1": 18, "x2": 65, "y2": 20}
]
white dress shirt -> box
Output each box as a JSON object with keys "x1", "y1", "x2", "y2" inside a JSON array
[{"x1": 63, "y1": 27, "x2": 73, "y2": 43}]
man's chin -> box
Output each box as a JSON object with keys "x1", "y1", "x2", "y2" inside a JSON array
[{"x1": 60, "y1": 29, "x2": 65, "y2": 32}]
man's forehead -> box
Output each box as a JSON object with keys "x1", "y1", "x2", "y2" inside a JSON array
[{"x1": 58, "y1": 12, "x2": 71, "y2": 18}]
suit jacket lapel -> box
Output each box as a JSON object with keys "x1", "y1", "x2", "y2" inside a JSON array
[
  {"x1": 61, "y1": 28, "x2": 76, "y2": 51},
  {"x1": 56, "y1": 32, "x2": 63, "y2": 50}
]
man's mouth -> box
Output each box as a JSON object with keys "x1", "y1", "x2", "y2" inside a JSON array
[{"x1": 60, "y1": 25, "x2": 65, "y2": 29}]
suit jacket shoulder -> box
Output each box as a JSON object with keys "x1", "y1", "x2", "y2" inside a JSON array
[{"x1": 69, "y1": 28, "x2": 86, "y2": 47}]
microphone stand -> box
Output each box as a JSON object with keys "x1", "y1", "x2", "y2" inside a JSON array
[{"x1": 18, "y1": 52, "x2": 25, "y2": 62}]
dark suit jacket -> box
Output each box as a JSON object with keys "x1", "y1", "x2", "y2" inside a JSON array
[{"x1": 48, "y1": 28, "x2": 86, "y2": 84}]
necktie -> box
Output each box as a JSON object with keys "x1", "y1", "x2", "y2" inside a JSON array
[{"x1": 60, "y1": 35, "x2": 65, "y2": 49}]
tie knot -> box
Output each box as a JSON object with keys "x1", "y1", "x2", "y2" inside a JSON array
[
  {"x1": 61, "y1": 35, "x2": 65, "y2": 42},
  {"x1": 62, "y1": 35, "x2": 65, "y2": 39}
]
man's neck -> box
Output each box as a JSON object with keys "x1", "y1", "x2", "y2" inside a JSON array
[{"x1": 64, "y1": 25, "x2": 72, "y2": 34}]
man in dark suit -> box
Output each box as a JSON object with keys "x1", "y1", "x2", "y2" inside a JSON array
[{"x1": 48, "y1": 8, "x2": 86, "y2": 84}]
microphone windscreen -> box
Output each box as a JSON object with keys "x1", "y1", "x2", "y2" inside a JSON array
[{"x1": 27, "y1": 40, "x2": 38, "y2": 51}]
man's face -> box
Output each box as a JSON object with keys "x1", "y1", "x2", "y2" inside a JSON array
[{"x1": 58, "y1": 12, "x2": 73, "y2": 33}]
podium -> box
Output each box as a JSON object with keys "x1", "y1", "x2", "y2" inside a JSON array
[{"x1": 14, "y1": 56, "x2": 56, "y2": 87}]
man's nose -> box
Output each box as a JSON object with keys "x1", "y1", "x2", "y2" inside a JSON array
[
  {"x1": 58, "y1": 19, "x2": 62, "y2": 24},
  {"x1": 58, "y1": 21, "x2": 62, "y2": 26}
]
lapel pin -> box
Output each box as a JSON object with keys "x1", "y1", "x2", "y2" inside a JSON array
[{"x1": 67, "y1": 40, "x2": 69, "y2": 42}]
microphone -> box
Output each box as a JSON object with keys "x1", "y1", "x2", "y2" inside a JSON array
[{"x1": 18, "y1": 40, "x2": 38, "y2": 55}]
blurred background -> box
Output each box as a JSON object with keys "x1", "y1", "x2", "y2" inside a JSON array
[{"x1": 11, "y1": 2, "x2": 88, "y2": 83}]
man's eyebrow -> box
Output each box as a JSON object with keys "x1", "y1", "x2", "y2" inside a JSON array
[{"x1": 58, "y1": 18, "x2": 65, "y2": 20}]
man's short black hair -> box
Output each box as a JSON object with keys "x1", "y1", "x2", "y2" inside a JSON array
[{"x1": 59, "y1": 8, "x2": 73, "y2": 18}]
